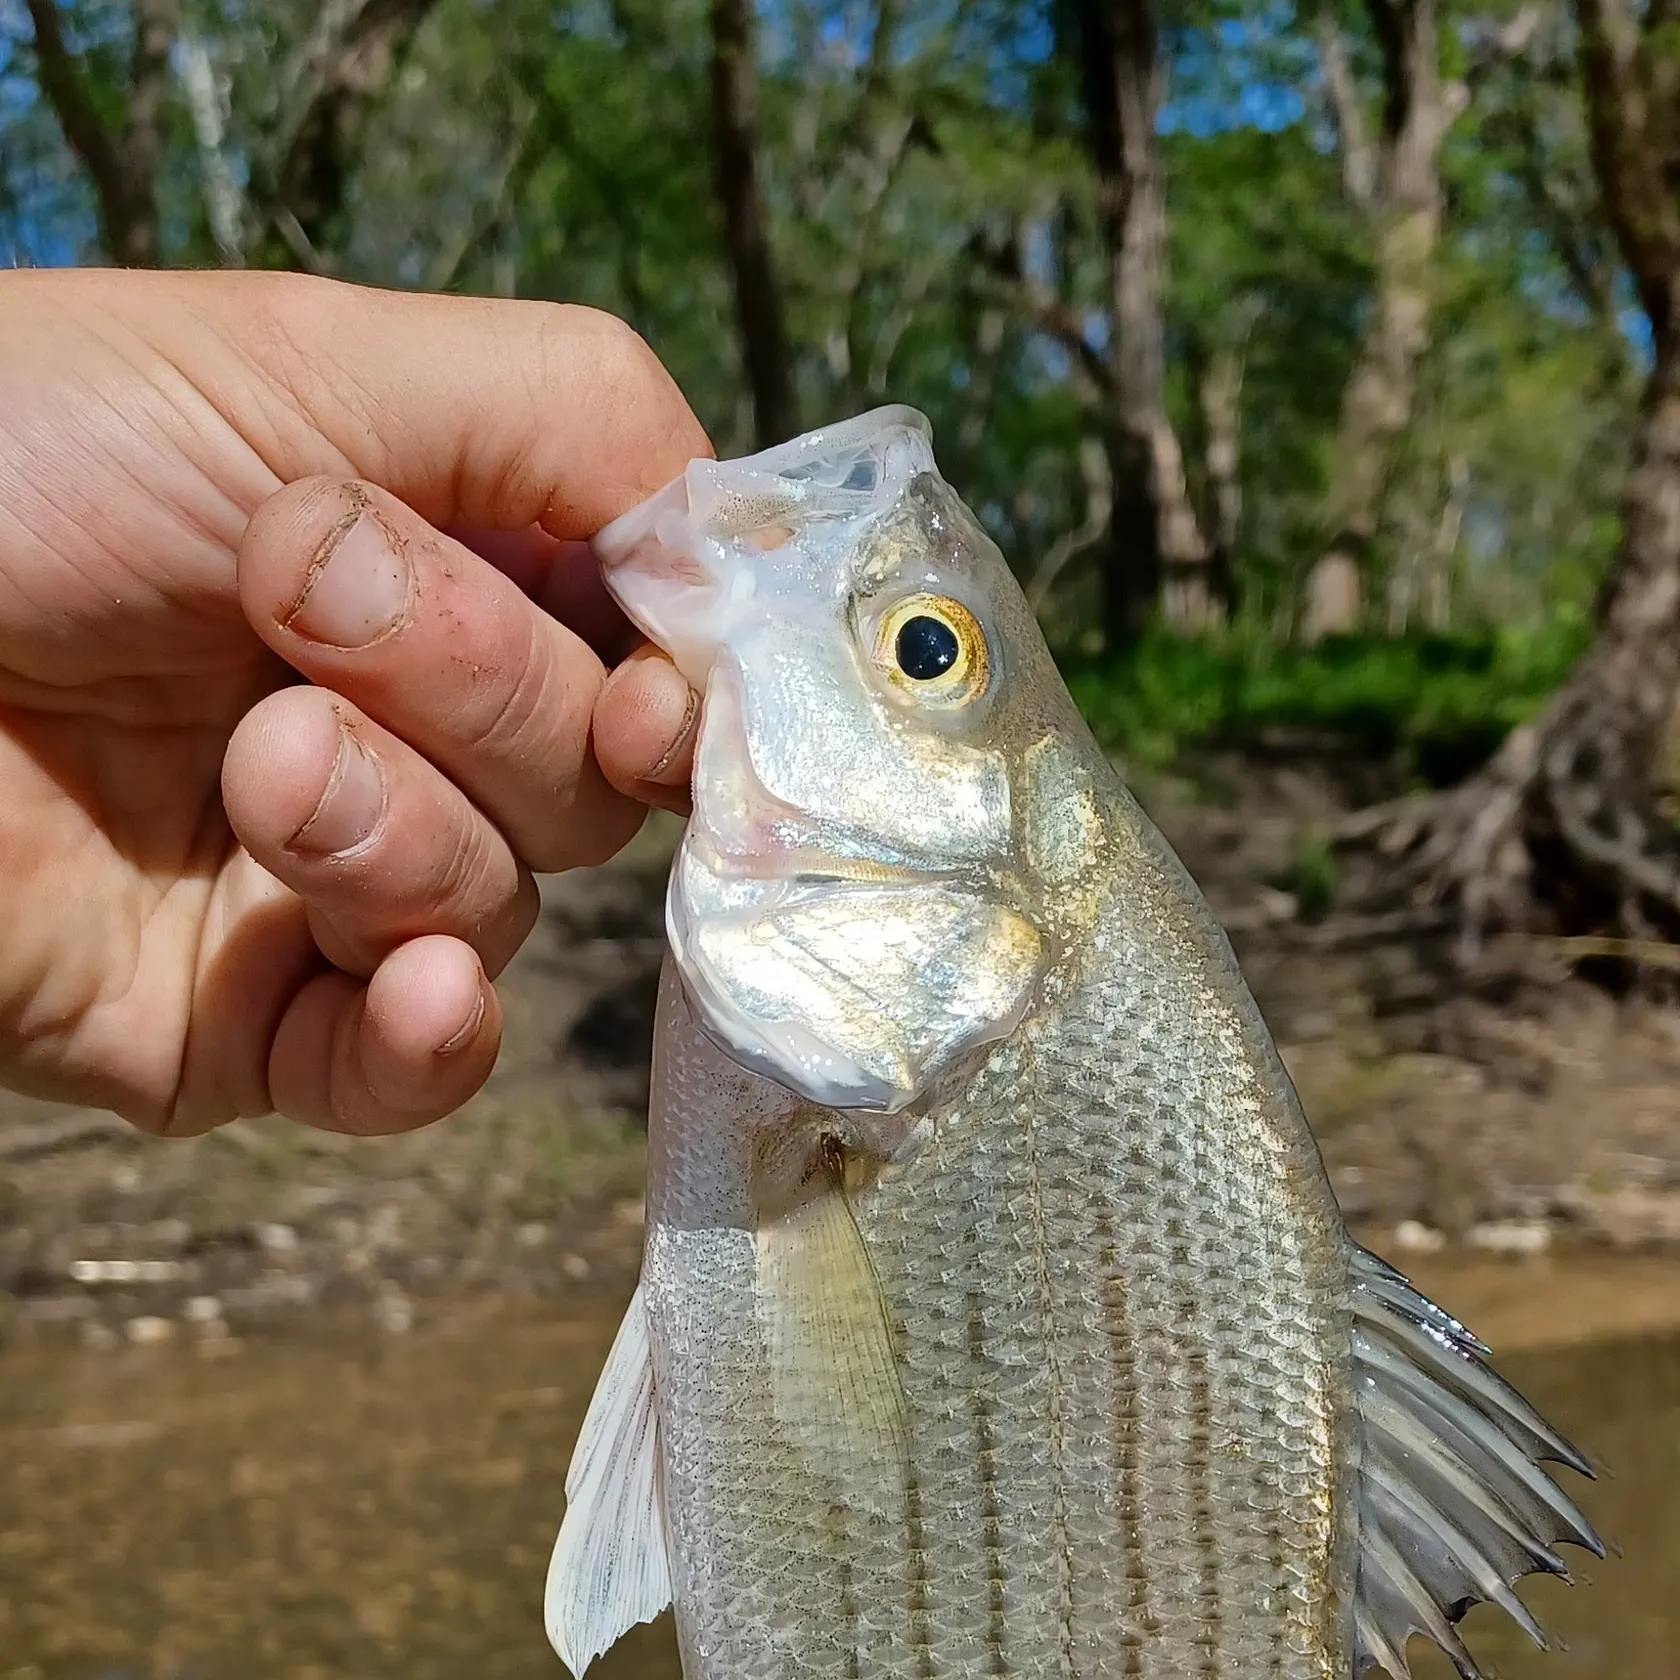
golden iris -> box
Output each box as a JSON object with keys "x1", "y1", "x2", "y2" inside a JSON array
[{"x1": 876, "y1": 594, "x2": 989, "y2": 705}]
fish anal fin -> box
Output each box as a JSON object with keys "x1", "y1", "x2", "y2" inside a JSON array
[
  {"x1": 1350, "y1": 1243, "x2": 1602, "y2": 1679},
  {"x1": 756, "y1": 1132, "x2": 908, "y2": 1492},
  {"x1": 545, "y1": 1281, "x2": 671, "y2": 1677}
]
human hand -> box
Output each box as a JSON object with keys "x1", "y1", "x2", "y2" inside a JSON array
[{"x1": 0, "y1": 269, "x2": 700, "y2": 1137}]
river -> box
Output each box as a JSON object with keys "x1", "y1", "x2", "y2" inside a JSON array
[{"x1": 1, "y1": 1254, "x2": 1675, "y2": 1679}]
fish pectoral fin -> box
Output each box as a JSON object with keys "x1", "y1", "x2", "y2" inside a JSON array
[
  {"x1": 1349, "y1": 1245, "x2": 1604, "y2": 1680},
  {"x1": 756, "y1": 1146, "x2": 908, "y2": 1487},
  {"x1": 545, "y1": 1280, "x2": 672, "y2": 1678}
]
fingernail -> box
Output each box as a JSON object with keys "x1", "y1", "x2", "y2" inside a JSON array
[
  {"x1": 435, "y1": 986, "x2": 487, "y2": 1057},
  {"x1": 643, "y1": 678, "x2": 700, "y2": 786},
  {"x1": 288, "y1": 726, "x2": 387, "y2": 856},
  {"x1": 287, "y1": 509, "x2": 411, "y2": 648}
]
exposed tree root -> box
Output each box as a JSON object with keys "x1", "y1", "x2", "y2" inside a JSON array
[{"x1": 1340, "y1": 675, "x2": 1680, "y2": 971}]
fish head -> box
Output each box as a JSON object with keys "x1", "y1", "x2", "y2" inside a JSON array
[{"x1": 597, "y1": 406, "x2": 1104, "y2": 1114}]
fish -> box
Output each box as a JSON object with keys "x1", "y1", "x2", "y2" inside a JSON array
[{"x1": 544, "y1": 407, "x2": 1603, "y2": 1680}]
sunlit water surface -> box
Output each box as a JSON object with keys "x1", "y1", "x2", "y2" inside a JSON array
[{"x1": 0, "y1": 1267, "x2": 1674, "y2": 1680}]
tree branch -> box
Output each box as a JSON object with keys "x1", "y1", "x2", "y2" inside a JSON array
[
  {"x1": 1468, "y1": 2, "x2": 1542, "y2": 72},
  {"x1": 22, "y1": 0, "x2": 121, "y2": 214},
  {"x1": 178, "y1": 28, "x2": 247, "y2": 262},
  {"x1": 271, "y1": 206, "x2": 329, "y2": 274},
  {"x1": 972, "y1": 234, "x2": 1112, "y2": 399},
  {"x1": 1009, "y1": 284, "x2": 1113, "y2": 398},
  {"x1": 123, "y1": 0, "x2": 175, "y2": 211},
  {"x1": 1574, "y1": 0, "x2": 1680, "y2": 329},
  {"x1": 1318, "y1": 12, "x2": 1377, "y2": 210},
  {"x1": 423, "y1": 121, "x2": 530, "y2": 294},
  {"x1": 710, "y1": 0, "x2": 797, "y2": 445},
  {"x1": 255, "y1": 0, "x2": 443, "y2": 263},
  {"x1": 836, "y1": 106, "x2": 920, "y2": 394},
  {"x1": 1029, "y1": 437, "x2": 1113, "y2": 612},
  {"x1": 1510, "y1": 107, "x2": 1622, "y2": 339}
]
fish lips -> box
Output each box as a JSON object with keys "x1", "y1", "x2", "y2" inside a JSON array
[{"x1": 592, "y1": 404, "x2": 940, "y2": 692}]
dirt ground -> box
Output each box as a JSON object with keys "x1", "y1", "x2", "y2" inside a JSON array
[{"x1": 4, "y1": 754, "x2": 1680, "y2": 1351}]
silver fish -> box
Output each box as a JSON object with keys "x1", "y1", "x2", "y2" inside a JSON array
[{"x1": 546, "y1": 408, "x2": 1602, "y2": 1680}]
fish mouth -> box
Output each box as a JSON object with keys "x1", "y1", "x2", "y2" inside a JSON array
[
  {"x1": 680, "y1": 657, "x2": 955, "y2": 894},
  {"x1": 592, "y1": 404, "x2": 937, "y2": 691},
  {"x1": 659, "y1": 667, "x2": 1042, "y2": 1115},
  {"x1": 593, "y1": 411, "x2": 1045, "y2": 1112}
]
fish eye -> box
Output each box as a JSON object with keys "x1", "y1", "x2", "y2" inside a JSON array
[
  {"x1": 875, "y1": 594, "x2": 989, "y2": 706},
  {"x1": 896, "y1": 615, "x2": 959, "y2": 679}
]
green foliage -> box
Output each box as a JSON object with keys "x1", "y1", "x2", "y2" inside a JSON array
[
  {"x1": 0, "y1": 0, "x2": 1644, "y2": 766},
  {"x1": 1066, "y1": 619, "x2": 1592, "y2": 784},
  {"x1": 1289, "y1": 832, "x2": 1338, "y2": 924},
  {"x1": 1164, "y1": 98, "x2": 1372, "y2": 606}
]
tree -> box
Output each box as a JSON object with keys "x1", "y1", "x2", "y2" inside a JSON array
[
  {"x1": 709, "y1": 0, "x2": 796, "y2": 446},
  {"x1": 980, "y1": 0, "x2": 1216, "y2": 643},
  {"x1": 21, "y1": 0, "x2": 177, "y2": 264},
  {"x1": 18, "y1": 0, "x2": 444, "y2": 271},
  {"x1": 1359, "y1": 0, "x2": 1680, "y2": 958},
  {"x1": 0, "y1": 0, "x2": 1645, "y2": 698},
  {"x1": 1299, "y1": 0, "x2": 1468, "y2": 639},
  {"x1": 245, "y1": 0, "x2": 447, "y2": 269},
  {"x1": 1078, "y1": 0, "x2": 1215, "y2": 641}
]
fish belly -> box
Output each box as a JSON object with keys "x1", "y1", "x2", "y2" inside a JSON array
[{"x1": 644, "y1": 993, "x2": 1354, "y2": 1680}]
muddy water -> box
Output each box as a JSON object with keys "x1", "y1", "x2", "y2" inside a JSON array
[{"x1": 0, "y1": 1259, "x2": 1675, "y2": 1680}]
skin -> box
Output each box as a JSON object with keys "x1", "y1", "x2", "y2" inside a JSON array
[{"x1": 0, "y1": 268, "x2": 696, "y2": 1139}]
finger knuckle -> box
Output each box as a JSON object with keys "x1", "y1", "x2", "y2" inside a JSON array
[
  {"x1": 559, "y1": 304, "x2": 659, "y2": 378},
  {"x1": 458, "y1": 610, "x2": 550, "y2": 761},
  {"x1": 541, "y1": 306, "x2": 675, "y2": 434},
  {"x1": 429, "y1": 817, "x2": 510, "y2": 921}
]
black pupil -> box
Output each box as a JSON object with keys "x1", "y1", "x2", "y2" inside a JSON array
[{"x1": 895, "y1": 614, "x2": 960, "y2": 681}]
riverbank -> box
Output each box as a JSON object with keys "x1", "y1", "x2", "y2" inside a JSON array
[{"x1": 4, "y1": 756, "x2": 1680, "y2": 1355}]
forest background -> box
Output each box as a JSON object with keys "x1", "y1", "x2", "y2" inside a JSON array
[
  {"x1": 4, "y1": 0, "x2": 1680, "y2": 955},
  {"x1": 17, "y1": 0, "x2": 1680, "y2": 979}
]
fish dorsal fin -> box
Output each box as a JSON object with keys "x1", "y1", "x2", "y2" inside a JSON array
[
  {"x1": 756, "y1": 1136, "x2": 909, "y2": 1495},
  {"x1": 1349, "y1": 1244, "x2": 1605, "y2": 1679},
  {"x1": 545, "y1": 1281, "x2": 671, "y2": 1677}
]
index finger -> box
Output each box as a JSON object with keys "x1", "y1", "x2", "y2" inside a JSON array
[{"x1": 95, "y1": 270, "x2": 712, "y2": 539}]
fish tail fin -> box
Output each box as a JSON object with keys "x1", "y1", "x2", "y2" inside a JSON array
[
  {"x1": 545, "y1": 1280, "x2": 673, "y2": 1677},
  {"x1": 1349, "y1": 1244, "x2": 1604, "y2": 1679}
]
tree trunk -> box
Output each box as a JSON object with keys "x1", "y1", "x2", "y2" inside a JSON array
[
  {"x1": 1521, "y1": 0, "x2": 1680, "y2": 783},
  {"x1": 710, "y1": 0, "x2": 797, "y2": 449},
  {"x1": 23, "y1": 0, "x2": 179, "y2": 265},
  {"x1": 26, "y1": 0, "x2": 441, "y2": 272},
  {"x1": 252, "y1": 0, "x2": 445, "y2": 270},
  {"x1": 1076, "y1": 0, "x2": 1212, "y2": 644},
  {"x1": 179, "y1": 31, "x2": 245, "y2": 263},
  {"x1": 1386, "y1": 454, "x2": 1465, "y2": 632},
  {"x1": 1193, "y1": 300, "x2": 1262, "y2": 622},
  {"x1": 1357, "y1": 0, "x2": 1680, "y2": 958},
  {"x1": 1303, "y1": 0, "x2": 1463, "y2": 641}
]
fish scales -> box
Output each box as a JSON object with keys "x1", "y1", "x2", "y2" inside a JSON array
[
  {"x1": 642, "y1": 831, "x2": 1352, "y2": 1678},
  {"x1": 548, "y1": 409, "x2": 1604, "y2": 1680}
]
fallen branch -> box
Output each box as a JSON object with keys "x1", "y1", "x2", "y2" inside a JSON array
[{"x1": 1541, "y1": 935, "x2": 1680, "y2": 973}]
